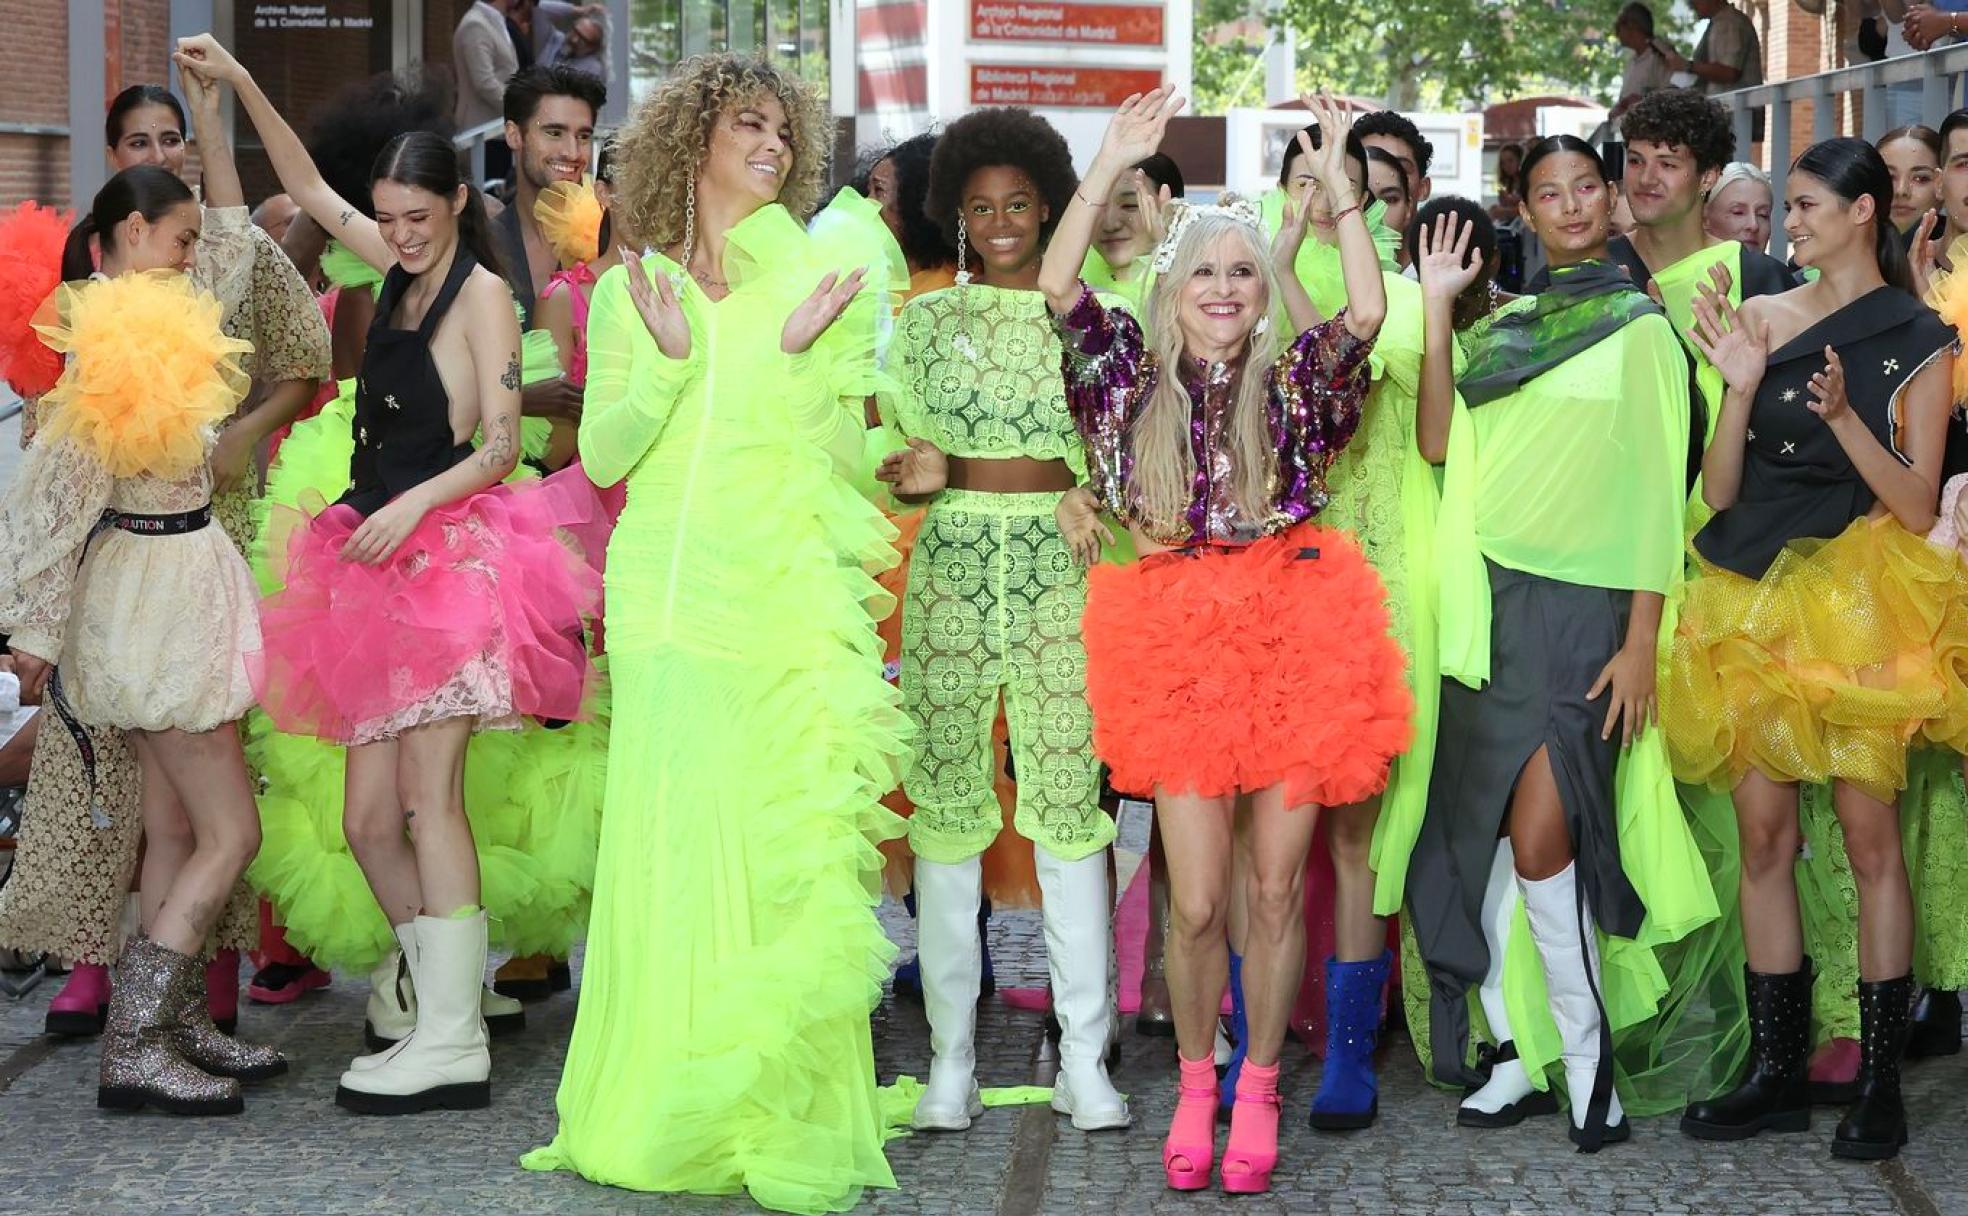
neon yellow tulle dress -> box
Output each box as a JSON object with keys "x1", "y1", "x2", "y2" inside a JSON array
[{"x1": 522, "y1": 198, "x2": 910, "y2": 1214}]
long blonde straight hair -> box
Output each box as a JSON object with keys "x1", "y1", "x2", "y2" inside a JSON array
[{"x1": 1129, "y1": 214, "x2": 1284, "y2": 538}]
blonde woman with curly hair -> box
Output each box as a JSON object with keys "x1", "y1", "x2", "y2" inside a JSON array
[{"x1": 521, "y1": 54, "x2": 914, "y2": 1213}]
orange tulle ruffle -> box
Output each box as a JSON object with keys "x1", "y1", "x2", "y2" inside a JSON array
[
  {"x1": 1664, "y1": 516, "x2": 1968, "y2": 803},
  {"x1": 0, "y1": 200, "x2": 69, "y2": 399},
  {"x1": 535, "y1": 177, "x2": 604, "y2": 269},
  {"x1": 1083, "y1": 523, "x2": 1413, "y2": 807},
  {"x1": 33, "y1": 272, "x2": 251, "y2": 478}
]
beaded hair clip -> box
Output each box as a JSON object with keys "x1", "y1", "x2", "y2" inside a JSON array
[{"x1": 1149, "y1": 198, "x2": 1265, "y2": 276}]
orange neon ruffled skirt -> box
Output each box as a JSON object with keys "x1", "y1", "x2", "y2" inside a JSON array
[
  {"x1": 1664, "y1": 515, "x2": 1968, "y2": 804},
  {"x1": 1082, "y1": 522, "x2": 1413, "y2": 807}
]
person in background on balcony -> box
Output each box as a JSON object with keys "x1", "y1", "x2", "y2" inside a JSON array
[
  {"x1": 1905, "y1": 0, "x2": 1968, "y2": 58},
  {"x1": 550, "y1": 12, "x2": 607, "y2": 79},
  {"x1": 1611, "y1": 3, "x2": 1677, "y2": 120},
  {"x1": 1663, "y1": 0, "x2": 1764, "y2": 141},
  {"x1": 1703, "y1": 162, "x2": 1774, "y2": 254},
  {"x1": 1669, "y1": 137, "x2": 1966, "y2": 1163},
  {"x1": 454, "y1": 0, "x2": 521, "y2": 181}
]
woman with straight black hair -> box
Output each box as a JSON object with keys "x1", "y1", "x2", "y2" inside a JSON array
[
  {"x1": 175, "y1": 33, "x2": 609, "y2": 1116},
  {"x1": 1669, "y1": 136, "x2": 1968, "y2": 1161}
]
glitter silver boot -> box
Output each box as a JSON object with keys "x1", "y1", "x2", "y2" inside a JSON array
[
  {"x1": 172, "y1": 951, "x2": 287, "y2": 1082},
  {"x1": 97, "y1": 937, "x2": 243, "y2": 1116}
]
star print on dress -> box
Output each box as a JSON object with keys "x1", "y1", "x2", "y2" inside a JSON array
[
  {"x1": 1883, "y1": 358, "x2": 1900, "y2": 375},
  {"x1": 385, "y1": 394, "x2": 401, "y2": 410},
  {"x1": 1781, "y1": 440, "x2": 1796, "y2": 454},
  {"x1": 1781, "y1": 388, "x2": 1798, "y2": 403}
]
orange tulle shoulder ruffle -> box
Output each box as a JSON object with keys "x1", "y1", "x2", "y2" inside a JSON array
[
  {"x1": 535, "y1": 177, "x2": 603, "y2": 269},
  {"x1": 1926, "y1": 237, "x2": 1968, "y2": 401},
  {"x1": 0, "y1": 200, "x2": 72, "y2": 398},
  {"x1": 33, "y1": 272, "x2": 253, "y2": 478}
]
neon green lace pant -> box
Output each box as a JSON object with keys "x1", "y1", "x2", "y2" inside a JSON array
[{"x1": 900, "y1": 488, "x2": 1111, "y2": 864}]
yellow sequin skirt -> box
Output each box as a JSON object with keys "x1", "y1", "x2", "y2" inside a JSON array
[{"x1": 1664, "y1": 516, "x2": 1968, "y2": 803}]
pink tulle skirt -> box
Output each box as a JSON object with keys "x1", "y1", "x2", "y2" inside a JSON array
[{"x1": 253, "y1": 468, "x2": 612, "y2": 746}]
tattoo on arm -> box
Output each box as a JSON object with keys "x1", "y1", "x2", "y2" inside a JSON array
[
  {"x1": 478, "y1": 413, "x2": 516, "y2": 471},
  {"x1": 338, "y1": 209, "x2": 355, "y2": 228},
  {"x1": 500, "y1": 353, "x2": 521, "y2": 391}
]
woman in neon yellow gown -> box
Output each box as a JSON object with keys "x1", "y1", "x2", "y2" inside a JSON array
[{"x1": 522, "y1": 55, "x2": 911, "y2": 1214}]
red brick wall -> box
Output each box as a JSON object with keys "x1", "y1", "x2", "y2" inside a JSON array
[
  {"x1": 1, "y1": 0, "x2": 79, "y2": 206},
  {"x1": 1760, "y1": 0, "x2": 1832, "y2": 167}
]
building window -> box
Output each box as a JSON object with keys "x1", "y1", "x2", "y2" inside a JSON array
[{"x1": 629, "y1": 0, "x2": 827, "y2": 99}]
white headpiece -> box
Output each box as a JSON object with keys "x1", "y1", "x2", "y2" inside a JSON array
[{"x1": 1150, "y1": 198, "x2": 1265, "y2": 276}]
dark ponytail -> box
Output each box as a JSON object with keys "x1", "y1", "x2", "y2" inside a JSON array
[
  {"x1": 62, "y1": 164, "x2": 196, "y2": 280},
  {"x1": 370, "y1": 131, "x2": 505, "y2": 281},
  {"x1": 1792, "y1": 136, "x2": 1910, "y2": 293},
  {"x1": 104, "y1": 84, "x2": 184, "y2": 149}
]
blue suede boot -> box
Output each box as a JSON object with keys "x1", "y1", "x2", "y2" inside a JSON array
[
  {"x1": 1217, "y1": 950, "x2": 1248, "y2": 1116},
  {"x1": 1309, "y1": 950, "x2": 1390, "y2": 1131}
]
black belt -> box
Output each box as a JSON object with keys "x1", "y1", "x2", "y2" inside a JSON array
[{"x1": 105, "y1": 504, "x2": 213, "y2": 535}]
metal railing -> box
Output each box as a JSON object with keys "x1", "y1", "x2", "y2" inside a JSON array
[
  {"x1": 453, "y1": 118, "x2": 507, "y2": 189},
  {"x1": 1717, "y1": 43, "x2": 1968, "y2": 256}
]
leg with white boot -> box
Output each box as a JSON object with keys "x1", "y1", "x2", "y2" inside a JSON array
[
  {"x1": 1038, "y1": 846, "x2": 1130, "y2": 1131},
  {"x1": 1457, "y1": 840, "x2": 1558, "y2": 1128},
  {"x1": 1519, "y1": 860, "x2": 1626, "y2": 1149},
  {"x1": 335, "y1": 911, "x2": 492, "y2": 1114},
  {"x1": 911, "y1": 855, "x2": 986, "y2": 1131}
]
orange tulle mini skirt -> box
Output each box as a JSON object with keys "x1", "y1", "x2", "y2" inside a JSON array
[
  {"x1": 1083, "y1": 522, "x2": 1413, "y2": 807},
  {"x1": 1664, "y1": 515, "x2": 1968, "y2": 803}
]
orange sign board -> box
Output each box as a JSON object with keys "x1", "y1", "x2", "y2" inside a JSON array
[
  {"x1": 970, "y1": 2, "x2": 1165, "y2": 46},
  {"x1": 970, "y1": 65, "x2": 1164, "y2": 108}
]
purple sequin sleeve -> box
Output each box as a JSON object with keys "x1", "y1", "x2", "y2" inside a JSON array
[
  {"x1": 1269, "y1": 313, "x2": 1374, "y2": 520},
  {"x1": 1054, "y1": 282, "x2": 1151, "y2": 511}
]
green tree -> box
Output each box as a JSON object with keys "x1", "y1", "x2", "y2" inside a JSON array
[{"x1": 1194, "y1": 1, "x2": 1647, "y2": 112}]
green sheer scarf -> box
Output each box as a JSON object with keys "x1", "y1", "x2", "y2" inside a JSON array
[{"x1": 1457, "y1": 260, "x2": 1665, "y2": 407}]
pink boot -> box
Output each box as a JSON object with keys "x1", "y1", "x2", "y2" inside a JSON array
[
  {"x1": 206, "y1": 949, "x2": 240, "y2": 1035},
  {"x1": 45, "y1": 963, "x2": 111, "y2": 1037}
]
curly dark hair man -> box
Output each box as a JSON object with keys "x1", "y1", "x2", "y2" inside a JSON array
[
  {"x1": 1356, "y1": 110, "x2": 1434, "y2": 201},
  {"x1": 1619, "y1": 86, "x2": 1736, "y2": 172},
  {"x1": 924, "y1": 107, "x2": 1078, "y2": 256}
]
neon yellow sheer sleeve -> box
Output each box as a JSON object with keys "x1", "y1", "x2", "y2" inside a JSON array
[{"x1": 575, "y1": 262, "x2": 701, "y2": 489}]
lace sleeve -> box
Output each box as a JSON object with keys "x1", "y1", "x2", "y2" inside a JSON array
[
  {"x1": 1273, "y1": 313, "x2": 1375, "y2": 507},
  {"x1": 193, "y1": 206, "x2": 259, "y2": 338},
  {"x1": 1053, "y1": 282, "x2": 1148, "y2": 508},
  {"x1": 0, "y1": 434, "x2": 114, "y2": 663},
  {"x1": 242, "y1": 225, "x2": 331, "y2": 384}
]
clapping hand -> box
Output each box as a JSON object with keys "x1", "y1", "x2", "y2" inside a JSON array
[
  {"x1": 622, "y1": 247, "x2": 690, "y2": 360},
  {"x1": 781, "y1": 268, "x2": 868, "y2": 356},
  {"x1": 1805, "y1": 347, "x2": 1850, "y2": 423},
  {"x1": 1687, "y1": 281, "x2": 1770, "y2": 392}
]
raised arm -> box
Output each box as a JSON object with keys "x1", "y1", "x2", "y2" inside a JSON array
[
  {"x1": 1301, "y1": 94, "x2": 1384, "y2": 341},
  {"x1": 1414, "y1": 212, "x2": 1483, "y2": 464},
  {"x1": 1040, "y1": 87, "x2": 1186, "y2": 315},
  {"x1": 178, "y1": 62, "x2": 241, "y2": 210},
  {"x1": 173, "y1": 34, "x2": 393, "y2": 272}
]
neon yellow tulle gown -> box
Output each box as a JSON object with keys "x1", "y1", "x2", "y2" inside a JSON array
[{"x1": 522, "y1": 197, "x2": 911, "y2": 1214}]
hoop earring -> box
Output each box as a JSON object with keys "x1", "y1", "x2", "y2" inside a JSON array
[{"x1": 955, "y1": 213, "x2": 973, "y2": 286}]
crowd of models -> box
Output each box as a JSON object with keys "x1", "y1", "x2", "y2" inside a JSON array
[{"x1": 0, "y1": 34, "x2": 1965, "y2": 1215}]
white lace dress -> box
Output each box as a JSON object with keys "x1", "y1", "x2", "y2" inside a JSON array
[{"x1": 0, "y1": 435, "x2": 260, "y2": 732}]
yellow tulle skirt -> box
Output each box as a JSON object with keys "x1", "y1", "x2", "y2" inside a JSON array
[{"x1": 1664, "y1": 516, "x2": 1968, "y2": 803}]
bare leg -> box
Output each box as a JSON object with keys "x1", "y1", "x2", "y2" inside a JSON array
[
  {"x1": 1155, "y1": 789, "x2": 1237, "y2": 1063},
  {"x1": 1506, "y1": 747, "x2": 1574, "y2": 879},
  {"x1": 131, "y1": 726, "x2": 261, "y2": 957},
  {"x1": 1227, "y1": 803, "x2": 1251, "y2": 956},
  {"x1": 342, "y1": 739, "x2": 421, "y2": 926},
  {"x1": 398, "y1": 718, "x2": 478, "y2": 917},
  {"x1": 1733, "y1": 770, "x2": 1804, "y2": 975},
  {"x1": 1326, "y1": 795, "x2": 1387, "y2": 963},
  {"x1": 1240, "y1": 785, "x2": 1322, "y2": 1069},
  {"x1": 1833, "y1": 779, "x2": 1914, "y2": 982},
  {"x1": 130, "y1": 733, "x2": 194, "y2": 933}
]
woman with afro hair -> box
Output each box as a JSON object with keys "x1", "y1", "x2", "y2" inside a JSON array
[
  {"x1": 880, "y1": 104, "x2": 1131, "y2": 1135},
  {"x1": 519, "y1": 53, "x2": 912, "y2": 1213}
]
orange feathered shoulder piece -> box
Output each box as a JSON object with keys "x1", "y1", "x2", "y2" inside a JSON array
[
  {"x1": 535, "y1": 177, "x2": 603, "y2": 269},
  {"x1": 0, "y1": 200, "x2": 73, "y2": 398},
  {"x1": 32, "y1": 271, "x2": 253, "y2": 478},
  {"x1": 1925, "y1": 235, "x2": 1968, "y2": 403}
]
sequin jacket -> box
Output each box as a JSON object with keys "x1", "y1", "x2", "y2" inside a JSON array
[{"x1": 1054, "y1": 282, "x2": 1373, "y2": 546}]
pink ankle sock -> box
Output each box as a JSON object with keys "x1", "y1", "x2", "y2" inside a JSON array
[
  {"x1": 1225, "y1": 1060, "x2": 1281, "y2": 1166},
  {"x1": 1166, "y1": 1053, "x2": 1217, "y2": 1162}
]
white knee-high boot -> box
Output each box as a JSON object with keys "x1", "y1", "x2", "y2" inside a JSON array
[
  {"x1": 335, "y1": 911, "x2": 492, "y2": 1115},
  {"x1": 913, "y1": 856, "x2": 985, "y2": 1131},
  {"x1": 1519, "y1": 862, "x2": 1627, "y2": 1148},
  {"x1": 1458, "y1": 841, "x2": 1558, "y2": 1126},
  {"x1": 1037, "y1": 848, "x2": 1130, "y2": 1131}
]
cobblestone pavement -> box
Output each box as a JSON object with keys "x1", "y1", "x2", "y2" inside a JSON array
[{"x1": 0, "y1": 808, "x2": 1963, "y2": 1215}]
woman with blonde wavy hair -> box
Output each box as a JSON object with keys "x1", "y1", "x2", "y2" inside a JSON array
[
  {"x1": 1041, "y1": 90, "x2": 1409, "y2": 1195},
  {"x1": 520, "y1": 54, "x2": 913, "y2": 1213}
]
